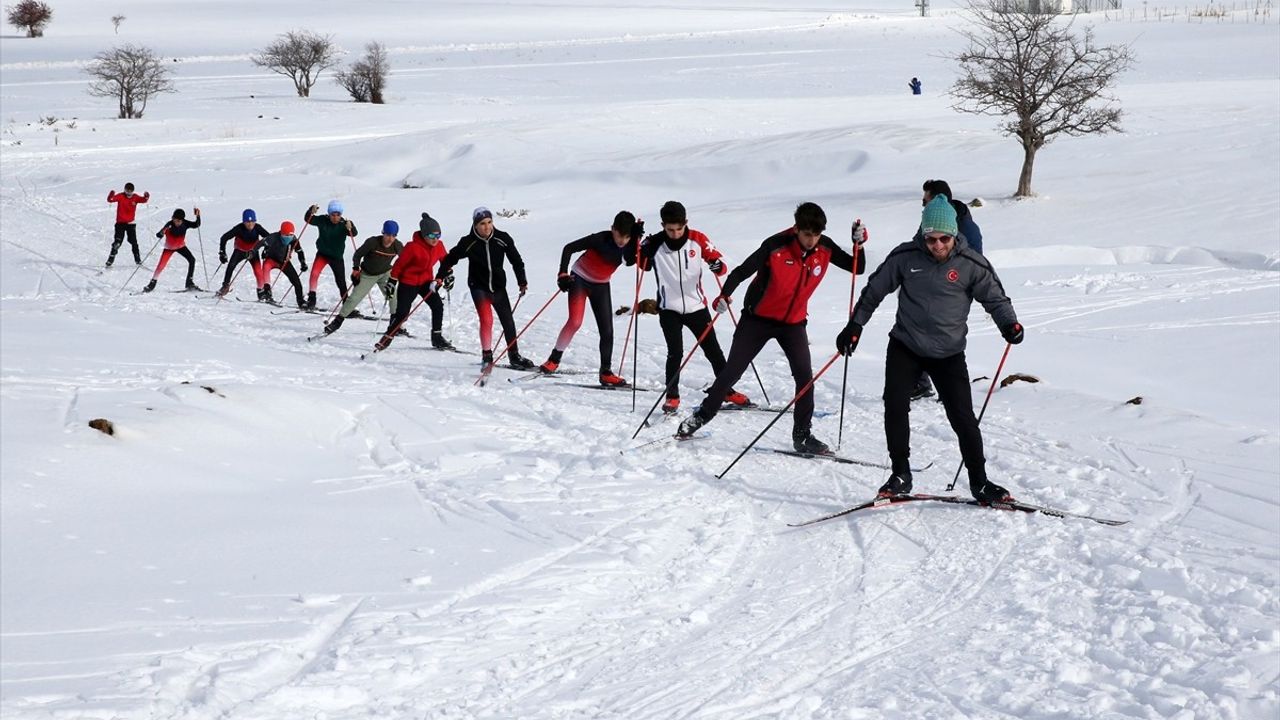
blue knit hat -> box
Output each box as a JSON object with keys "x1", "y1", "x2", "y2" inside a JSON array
[
  {"x1": 921, "y1": 195, "x2": 958, "y2": 236},
  {"x1": 472, "y1": 206, "x2": 493, "y2": 223},
  {"x1": 242, "y1": 208, "x2": 256, "y2": 223},
  {"x1": 327, "y1": 199, "x2": 343, "y2": 215},
  {"x1": 382, "y1": 220, "x2": 399, "y2": 236}
]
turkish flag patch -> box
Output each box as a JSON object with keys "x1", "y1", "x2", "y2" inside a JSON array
[{"x1": 947, "y1": 269, "x2": 959, "y2": 282}]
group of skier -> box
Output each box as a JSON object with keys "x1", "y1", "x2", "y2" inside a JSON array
[{"x1": 104, "y1": 181, "x2": 1024, "y2": 505}]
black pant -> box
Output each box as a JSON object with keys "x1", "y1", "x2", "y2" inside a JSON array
[
  {"x1": 884, "y1": 337, "x2": 986, "y2": 482},
  {"x1": 698, "y1": 313, "x2": 813, "y2": 433},
  {"x1": 222, "y1": 248, "x2": 262, "y2": 289},
  {"x1": 110, "y1": 223, "x2": 140, "y2": 261},
  {"x1": 386, "y1": 283, "x2": 444, "y2": 335},
  {"x1": 472, "y1": 286, "x2": 521, "y2": 356},
  {"x1": 658, "y1": 308, "x2": 728, "y2": 399}
]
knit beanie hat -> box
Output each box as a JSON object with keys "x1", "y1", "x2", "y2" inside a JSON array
[
  {"x1": 472, "y1": 206, "x2": 493, "y2": 223},
  {"x1": 921, "y1": 195, "x2": 958, "y2": 236},
  {"x1": 382, "y1": 220, "x2": 399, "y2": 236},
  {"x1": 327, "y1": 199, "x2": 343, "y2": 215},
  {"x1": 279, "y1": 221, "x2": 296, "y2": 236},
  {"x1": 172, "y1": 208, "x2": 186, "y2": 220},
  {"x1": 242, "y1": 208, "x2": 256, "y2": 223},
  {"x1": 419, "y1": 213, "x2": 441, "y2": 236}
]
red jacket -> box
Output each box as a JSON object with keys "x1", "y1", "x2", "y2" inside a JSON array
[
  {"x1": 108, "y1": 190, "x2": 149, "y2": 223},
  {"x1": 721, "y1": 229, "x2": 863, "y2": 325},
  {"x1": 390, "y1": 232, "x2": 449, "y2": 285}
]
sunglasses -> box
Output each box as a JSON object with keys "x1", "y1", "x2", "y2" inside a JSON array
[
  {"x1": 924, "y1": 234, "x2": 954, "y2": 245},
  {"x1": 426, "y1": 232, "x2": 441, "y2": 239}
]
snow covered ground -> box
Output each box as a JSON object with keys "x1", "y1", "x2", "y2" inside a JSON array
[{"x1": 2, "y1": 2, "x2": 1278, "y2": 718}]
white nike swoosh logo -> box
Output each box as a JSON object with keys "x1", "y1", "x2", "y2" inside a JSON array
[{"x1": 909, "y1": 268, "x2": 923, "y2": 273}]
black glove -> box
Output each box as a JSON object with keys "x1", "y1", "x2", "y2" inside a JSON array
[
  {"x1": 1000, "y1": 322, "x2": 1024, "y2": 345},
  {"x1": 384, "y1": 277, "x2": 398, "y2": 298},
  {"x1": 442, "y1": 273, "x2": 454, "y2": 291},
  {"x1": 630, "y1": 219, "x2": 645, "y2": 241},
  {"x1": 298, "y1": 260, "x2": 308, "y2": 272},
  {"x1": 350, "y1": 269, "x2": 361, "y2": 287},
  {"x1": 707, "y1": 259, "x2": 725, "y2": 275},
  {"x1": 218, "y1": 250, "x2": 228, "y2": 264},
  {"x1": 557, "y1": 273, "x2": 573, "y2": 292},
  {"x1": 836, "y1": 321, "x2": 862, "y2": 356},
  {"x1": 519, "y1": 284, "x2": 528, "y2": 297}
]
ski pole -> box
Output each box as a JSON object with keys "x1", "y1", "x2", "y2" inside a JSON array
[
  {"x1": 195, "y1": 219, "x2": 210, "y2": 288},
  {"x1": 946, "y1": 342, "x2": 1013, "y2": 492},
  {"x1": 616, "y1": 244, "x2": 644, "y2": 377},
  {"x1": 214, "y1": 255, "x2": 253, "y2": 304},
  {"x1": 716, "y1": 351, "x2": 842, "y2": 481},
  {"x1": 631, "y1": 312, "x2": 723, "y2": 439},
  {"x1": 713, "y1": 273, "x2": 769, "y2": 406},
  {"x1": 366, "y1": 286, "x2": 436, "y2": 356},
  {"x1": 113, "y1": 235, "x2": 163, "y2": 297},
  {"x1": 837, "y1": 221, "x2": 864, "y2": 450},
  {"x1": 475, "y1": 289, "x2": 558, "y2": 386},
  {"x1": 348, "y1": 233, "x2": 377, "y2": 316}
]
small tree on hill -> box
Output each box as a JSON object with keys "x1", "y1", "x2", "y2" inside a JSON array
[
  {"x1": 252, "y1": 30, "x2": 340, "y2": 98},
  {"x1": 84, "y1": 44, "x2": 175, "y2": 119},
  {"x1": 335, "y1": 42, "x2": 389, "y2": 104},
  {"x1": 6, "y1": 0, "x2": 53, "y2": 37},
  {"x1": 949, "y1": 0, "x2": 1135, "y2": 197}
]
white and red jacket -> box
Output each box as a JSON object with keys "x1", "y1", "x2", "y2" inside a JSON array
[{"x1": 640, "y1": 228, "x2": 725, "y2": 314}]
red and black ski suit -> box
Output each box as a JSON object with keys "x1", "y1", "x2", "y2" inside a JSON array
[
  {"x1": 697, "y1": 229, "x2": 865, "y2": 433},
  {"x1": 549, "y1": 231, "x2": 638, "y2": 372},
  {"x1": 107, "y1": 189, "x2": 149, "y2": 262},
  {"x1": 151, "y1": 215, "x2": 202, "y2": 284}
]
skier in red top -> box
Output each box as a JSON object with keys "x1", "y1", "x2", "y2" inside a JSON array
[
  {"x1": 106, "y1": 182, "x2": 149, "y2": 267},
  {"x1": 676, "y1": 202, "x2": 868, "y2": 454},
  {"x1": 141, "y1": 208, "x2": 202, "y2": 293},
  {"x1": 372, "y1": 214, "x2": 454, "y2": 351},
  {"x1": 537, "y1": 211, "x2": 641, "y2": 387}
]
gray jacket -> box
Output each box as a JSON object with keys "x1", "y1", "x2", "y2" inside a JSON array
[{"x1": 851, "y1": 234, "x2": 1017, "y2": 359}]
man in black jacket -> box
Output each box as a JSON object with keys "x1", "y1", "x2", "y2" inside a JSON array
[{"x1": 436, "y1": 206, "x2": 535, "y2": 369}]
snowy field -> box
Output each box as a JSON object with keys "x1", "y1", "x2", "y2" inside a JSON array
[{"x1": 2, "y1": 1, "x2": 1278, "y2": 718}]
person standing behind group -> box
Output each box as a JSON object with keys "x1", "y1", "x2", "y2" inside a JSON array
[
  {"x1": 538, "y1": 211, "x2": 642, "y2": 387},
  {"x1": 259, "y1": 221, "x2": 308, "y2": 307},
  {"x1": 909, "y1": 77, "x2": 922, "y2": 95},
  {"x1": 323, "y1": 220, "x2": 403, "y2": 335},
  {"x1": 216, "y1": 209, "x2": 270, "y2": 299},
  {"x1": 141, "y1": 207, "x2": 202, "y2": 293},
  {"x1": 435, "y1": 206, "x2": 535, "y2": 369},
  {"x1": 640, "y1": 200, "x2": 751, "y2": 413},
  {"x1": 676, "y1": 202, "x2": 867, "y2": 453},
  {"x1": 372, "y1": 213, "x2": 454, "y2": 351},
  {"x1": 302, "y1": 200, "x2": 358, "y2": 310},
  {"x1": 106, "y1": 182, "x2": 149, "y2": 267},
  {"x1": 836, "y1": 194, "x2": 1022, "y2": 504}
]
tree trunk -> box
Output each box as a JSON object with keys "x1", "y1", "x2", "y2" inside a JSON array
[{"x1": 1016, "y1": 141, "x2": 1038, "y2": 197}]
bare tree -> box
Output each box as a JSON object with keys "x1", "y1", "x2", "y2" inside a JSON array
[
  {"x1": 6, "y1": 0, "x2": 53, "y2": 37},
  {"x1": 111, "y1": 14, "x2": 124, "y2": 34},
  {"x1": 334, "y1": 42, "x2": 389, "y2": 104},
  {"x1": 252, "y1": 30, "x2": 340, "y2": 98},
  {"x1": 84, "y1": 43, "x2": 175, "y2": 119},
  {"x1": 949, "y1": 1, "x2": 1135, "y2": 197}
]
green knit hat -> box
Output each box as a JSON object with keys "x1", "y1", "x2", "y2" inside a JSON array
[{"x1": 921, "y1": 195, "x2": 958, "y2": 236}]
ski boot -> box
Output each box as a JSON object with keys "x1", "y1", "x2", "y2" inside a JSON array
[
  {"x1": 217, "y1": 284, "x2": 232, "y2": 298},
  {"x1": 141, "y1": 279, "x2": 157, "y2": 293},
  {"x1": 508, "y1": 352, "x2": 535, "y2": 371},
  {"x1": 481, "y1": 350, "x2": 495, "y2": 367},
  {"x1": 724, "y1": 390, "x2": 752, "y2": 407},
  {"x1": 662, "y1": 396, "x2": 680, "y2": 414},
  {"x1": 323, "y1": 316, "x2": 344, "y2": 335},
  {"x1": 971, "y1": 479, "x2": 1013, "y2": 504},
  {"x1": 792, "y1": 429, "x2": 831, "y2": 455},
  {"x1": 599, "y1": 372, "x2": 628, "y2": 387},
  {"x1": 262, "y1": 284, "x2": 274, "y2": 303},
  {"x1": 676, "y1": 410, "x2": 708, "y2": 439},
  {"x1": 910, "y1": 374, "x2": 935, "y2": 402},
  {"x1": 431, "y1": 332, "x2": 455, "y2": 350},
  {"x1": 185, "y1": 278, "x2": 202, "y2": 292},
  {"x1": 305, "y1": 291, "x2": 317, "y2": 310},
  {"x1": 105, "y1": 254, "x2": 116, "y2": 268},
  {"x1": 877, "y1": 472, "x2": 913, "y2": 498},
  {"x1": 373, "y1": 334, "x2": 393, "y2": 352},
  {"x1": 539, "y1": 349, "x2": 563, "y2": 374}
]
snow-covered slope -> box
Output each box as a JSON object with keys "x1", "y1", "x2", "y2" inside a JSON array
[{"x1": 2, "y1": 2, "x2": 1277, "y2": 718}]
